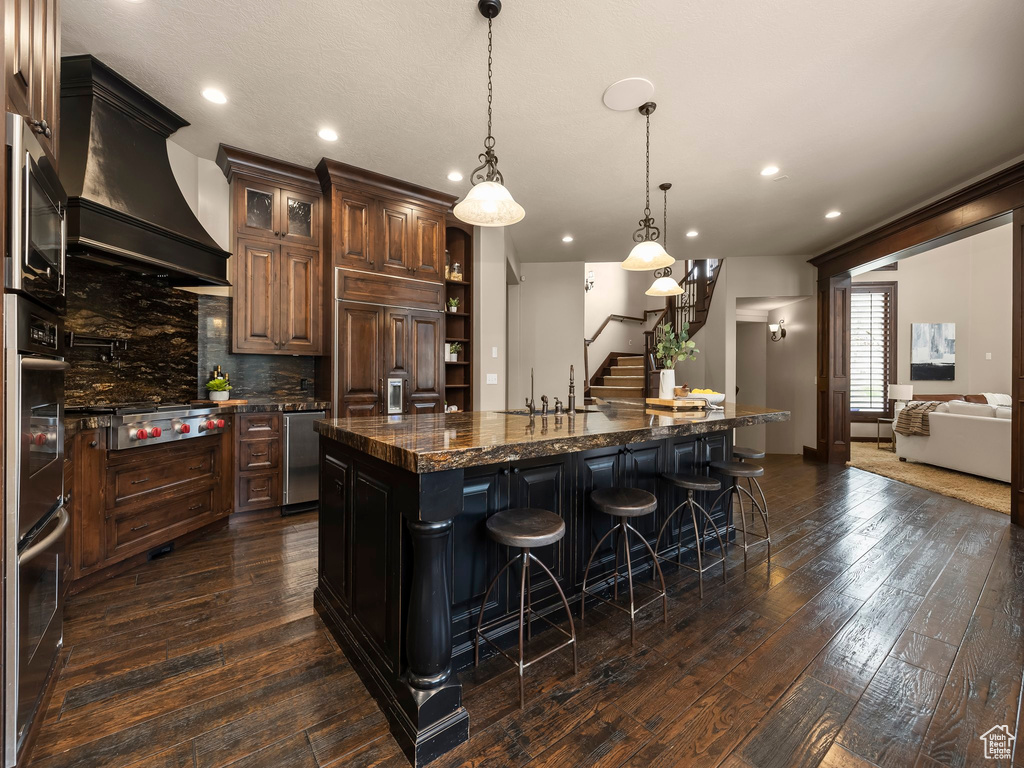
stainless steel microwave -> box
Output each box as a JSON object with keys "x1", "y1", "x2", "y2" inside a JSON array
[{"x1": 5, "y1": 113, "x2": 66, "y2": 313}]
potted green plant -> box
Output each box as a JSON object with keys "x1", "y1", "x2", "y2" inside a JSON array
[
  {"x1": 447, "y1": 297, "x2": 460, "y2": 313},
  {"x1": 654, "y1": 322, "x2": 698, "y2": 398},
  {"x1": 206, "y1": 377, "x2": 233, "y2": 402},
  {"x1": 448, "y1": 341, "x2": 463, "y2": 362}
]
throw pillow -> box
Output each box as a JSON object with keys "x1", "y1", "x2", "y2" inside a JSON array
[{"x1": 946, "y1": 401, "x2": 997, "y2": 418}]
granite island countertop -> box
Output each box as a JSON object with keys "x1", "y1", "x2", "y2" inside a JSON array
[{"x1": 315, "y1": 403, "x2": 790, "y2": 473}]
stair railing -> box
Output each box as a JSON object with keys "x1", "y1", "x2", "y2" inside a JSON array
[{"x1": 583, "y1": 310, "x2": 662, "y2": 393}]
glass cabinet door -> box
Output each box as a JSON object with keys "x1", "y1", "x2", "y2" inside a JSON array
[
  {"x1": 235, "y1": 180, "x2": 280, "y2": 239},
  {"x1": 281, "y1": 188, "x2": 319, "y2": 247}
]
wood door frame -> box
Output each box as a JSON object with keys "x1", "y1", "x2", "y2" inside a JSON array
[{"x1": 808, "y1": 159, "x2": 1024, "y2": 526}]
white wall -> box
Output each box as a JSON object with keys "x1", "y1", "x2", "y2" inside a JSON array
[
  {"x1": 473, "y1": 227, "x2": 508, "y2": 410},
  {"x1": 851, "y1": 222, "x2": 1011, "y2": 437},
  {"x1": 735, "y1": 320, "x2": 767, "y2": 451},
  {"x1": 166, "y1": 139, "x2": 231, "y2": 296},
  {"x1": 510, "y1": 262, "x2": 586, "y2": 408},
  {"x1": 765, "y1": 298, "x2": 818, "y2": 454}
]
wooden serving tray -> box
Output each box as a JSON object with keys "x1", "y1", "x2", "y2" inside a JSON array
[
  {"x1": 191, "y1": 399, "x2": 250, "y2": 406},
  {"x1": 645, "y1": 397, "x2": 707, "y2": 411}
]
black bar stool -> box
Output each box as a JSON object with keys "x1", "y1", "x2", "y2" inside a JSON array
[
  {"x1": 654, "y1": 473, "x2": 727, "y2": 599},
  {"x1": 733, "y1": 446, "x2": 770, "y2": 528},
  {"x1": 581, "y1": 487, "x2": 667, "y2": 645},
  {"x1": 710, "y1": 460, "x2": 771, "y2": 570},
  {"x1": 474, "y1": 507, "x2": 577, "y2": 708}
]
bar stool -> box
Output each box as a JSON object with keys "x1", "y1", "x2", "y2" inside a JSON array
[
  {"x1": 474, "y1": 508, "x2": 577, "y2": 708},
  {"x1": 654, "y1": 473, "x2": 727, "y2": 600},
  {"x1": 733, "y1": 446, "x2": 770, "y2": 528},
  {"x1": 710, "y1": 460, "x2": 771, "y2": 570},
  {"x1": 581, "y1": 487, "x2": 667, "y2": 645}
]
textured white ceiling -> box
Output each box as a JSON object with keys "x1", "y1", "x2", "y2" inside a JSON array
[{"x1": 63, "y1": 0, "x2": 1024, "y2": 263}]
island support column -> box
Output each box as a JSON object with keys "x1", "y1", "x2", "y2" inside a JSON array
[{"x1": 398, "y1": 470, "x2": 469, "y2": 764}]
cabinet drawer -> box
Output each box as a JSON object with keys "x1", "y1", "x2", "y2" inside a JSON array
[
  {"x1": 108, "y1": 446, "x2": 217, "y2": 509},
  {"x1": 237, "y1": 472, "x2": 281, "y2": 511},
  {"x1": 109, "y1": 488, "x2": 215, "y2": 552},
  {"x1": 238, "y1": 413, "x2": 281, "y2": 437},
  {"x1": 238, "y1": 438, "x2": 280, "y2": 471}
]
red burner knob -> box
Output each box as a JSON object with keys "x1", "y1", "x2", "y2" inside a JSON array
[
  {"x1": 34, "y1": 433, "x2": 47, "y2": 446},
  {"x1": 135, "y1": 429, "x2": 148, "y2": 440},
  {"x1": 216, "y1": 419, "x2": 225, "y2": 429},
  {"x1": 149, "y1": 427, "x2": 162, "y2": 438},
  {"x1": 206, "y1": 420, "x2": 217, "y2": 430},
  {"x1": 176, "y1": 423, "x2": 191, "y2": 434}
]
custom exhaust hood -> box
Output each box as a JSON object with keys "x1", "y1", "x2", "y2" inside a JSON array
[{"x1": 59, "y1": 55, "x2": 230, "y2": 286}]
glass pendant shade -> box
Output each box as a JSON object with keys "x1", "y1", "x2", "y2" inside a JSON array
[
  {"x1": 645, "y1": 275, "x2": 684, "y2": 296},
  {"x1": 621, "y1": 240, "x2": 674, "y2": 271},
  {"x1": 453, "y1": 180, "x2": 525, "y2": 228}
]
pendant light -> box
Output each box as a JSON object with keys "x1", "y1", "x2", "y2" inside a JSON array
[
  {"x1": 453, "y1": 0, "x2": 525, "y2": 227},
  {"x1": 620, "y1": 102, "x2": 674, "y2": 271},
  {"x1": 646, "y1": 182, "x2": 685, "y2": 296}
]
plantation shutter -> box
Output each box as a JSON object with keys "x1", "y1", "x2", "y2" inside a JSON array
[{"x1": 850, "y1": 284, "x2": 895, "y2": 417}]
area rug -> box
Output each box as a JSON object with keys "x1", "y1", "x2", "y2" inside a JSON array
[{"x1": 848, "y1": 442, "x2": 1010, "y2": 515}]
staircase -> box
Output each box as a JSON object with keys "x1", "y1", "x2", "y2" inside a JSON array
[{"x1": 589, "y1": 354, "x2": 645, "y2": 399}]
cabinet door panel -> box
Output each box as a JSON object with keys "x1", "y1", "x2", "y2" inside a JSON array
[
  {"x1": 377, "y1": 201, "x2": 412, "y2": 276},
  {"x1": 237, "y1": 471, "x2": 281, "y2": 511},
  {"x1": 235, "y1": 180, "x2": 280, "y2": 239},
  {"x1": 279, "y1": 244, "x2": 321, "y2": 354},
  {"x1": 384, "y1": 310, "x2": 409, "y2": 380},
  {"x1": 451, "y1": 467, "x2": 509, "y2": 644},
  {"x1": 409, "y1": 311, "x2": 443, "y2": 413},
  {"x1": 510, "y1": 457, "x2": 571, "y2": 593},
  {"x1": 411, "y1": 209, "x2": 443, "y2": 281},
  {"x1": 575, "y1": 447, "x2": 624, "y2": 588},
  {"x1": 234, "y1": 239, "x2": 279, "y2": 353},
  {"x1": 352, "y1": 470, "x2": 393, "y2": 668},
  {"x1": 622, "y1": 441, "x2": 665, "y2": 542},
  {"x1": 336, "y1": 191, "x2": 374, "y2": 270},
  {"x1": 320, "y1": 453, "x2": 351, "y2": 609},
  {"x1": 238, "y1": 438, "x2": 280, "y2": 471},
  {"x1": 281, "y1": 187, "x2": 319, "y2": 247},
  {"x1": 7, "y1": 0, "x2": 33, "y2": 113},
  {"x1": 339, "y1": 302, "x2": 381, "y2": 417}
]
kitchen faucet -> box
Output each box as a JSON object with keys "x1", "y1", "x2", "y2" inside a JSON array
[{"x1": 525, "y1": 368, "x2": 536, "y2": 415}]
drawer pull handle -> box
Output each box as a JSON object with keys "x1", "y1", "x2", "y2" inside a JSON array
[
  {"x1": 253, "y1": 486, "x2": 268, "y2": 494},
  {"x1": 189, "y1": 464, "x2": 204, "y2": 470},
  {"x1": 130, "y1": 478, "x2": 150, "y2": 485},
  {"x1": 188, "y1": 503, "x2": 202, "y2": 511},
  {"x1": 250, "y1": 451, "x2": 268, "y2": 457},
  {"x1": 130, "y1": 522, "x2": 150, "y2": 532}
]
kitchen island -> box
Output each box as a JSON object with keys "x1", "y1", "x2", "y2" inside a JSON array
[{"x1": 314, "y1": 403, "x2": 789, "y2": 766}]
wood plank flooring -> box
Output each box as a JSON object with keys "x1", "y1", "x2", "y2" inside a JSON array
[{"x1": 28, "y1": 456, "x2": 1022, "y2": 768}]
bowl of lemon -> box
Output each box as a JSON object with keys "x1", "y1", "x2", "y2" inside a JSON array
[{"x1": 685, "y1": 388, "x2": 725, "y2": 406}]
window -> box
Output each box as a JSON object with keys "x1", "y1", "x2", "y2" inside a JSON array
[{"x1": 850, "y1": 282, "x2": 897, "y2": 420}]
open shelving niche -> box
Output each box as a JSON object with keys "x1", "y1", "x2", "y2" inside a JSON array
[{"x1": 444, "y1": 220, "x2": 474, "y2": 412}]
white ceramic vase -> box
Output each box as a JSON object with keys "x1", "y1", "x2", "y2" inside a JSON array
[
  {"x1": 209, "y1": 389, "x2": 229, "y2": 401},
  {"x1": 658, "y1": 368, "x2": 676, "y2": 399}
]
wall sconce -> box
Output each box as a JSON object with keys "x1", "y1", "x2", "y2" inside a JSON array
[
  {"x1": 584, "y1": 270, "x2": 595, "y2": 292},
  {"x1": 768, "y1": 319, "x2": 787, "y2": 342}
]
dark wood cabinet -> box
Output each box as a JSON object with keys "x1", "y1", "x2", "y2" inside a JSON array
[
  {"x1": 6, "y1": 0, "x2": 60, "y2": 163},
  {"x1": 337, "y1": 302, "x2": 443, "y2": 417},
  {"x1": 235, "y1": 413, "x2": 283, "y2": 512},
  {"x1": 217, "y1": 146, "x2": 325, "y2": 356},
  {"x1": 70, "y1": 426, "x2": 233, "y2": 587}
]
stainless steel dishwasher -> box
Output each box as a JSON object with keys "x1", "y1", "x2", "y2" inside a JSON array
[{"x1": 282, "y1": 411, "x2": 325, "y2": 515}]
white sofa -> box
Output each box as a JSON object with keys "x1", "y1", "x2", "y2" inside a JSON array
[{"x1": 895, "y1": 400, "x2": 1011, "y2": 482}]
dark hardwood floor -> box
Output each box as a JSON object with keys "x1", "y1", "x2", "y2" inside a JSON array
[{"x1": 28, "y1": 456, "x2": 1022, "y2": 768}]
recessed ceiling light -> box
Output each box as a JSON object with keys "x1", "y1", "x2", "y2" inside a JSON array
[
  {"x1": 825, "y1": 210, "x2": 842, "y2": 219},
  {"x1": 317, "y1": 128, "x2": 339, "y2": 142},
  {"x1": 760, "y1": 165, "x2": 780, "y2": 176},
  {"x1": 202, "y1": 88, "x2": 227, "y2": 104},
  {"x1": 562, "y1": 235, "x2": 574, "y2": 243},
  {"x1": 447, "y1": 171, "x2": 464, "y2": 182},
  {"x1": 686, "y1": 230, "x2": 698, "y2": 238}
]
